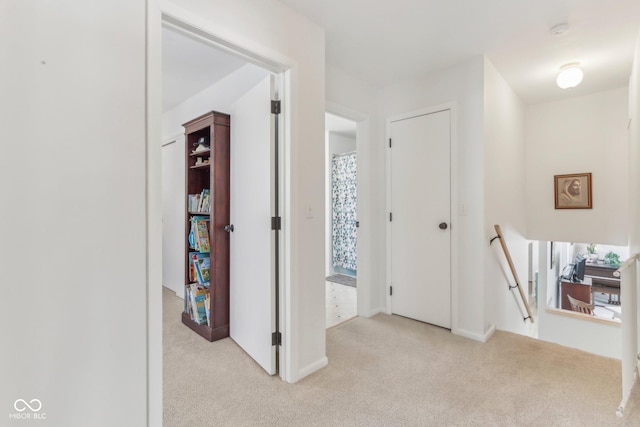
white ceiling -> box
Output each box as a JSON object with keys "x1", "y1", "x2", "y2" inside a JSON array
[
  {"x1": 162, "y1": 1, "x2": 640, "y2": 108},
  {"x1": 162, "y1": 25, "x2": 247, "y2": 111},
  {"x1": 278, "y1": 0, "x2": 640, "y2": 104},
  {"x1": 326, "y1": 112, "x2": 357, "y2": 137},
  {"x1": 162, "y1": 27, "x2": 358, "y2": 136}
]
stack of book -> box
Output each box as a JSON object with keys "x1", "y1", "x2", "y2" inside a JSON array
[
  {"x1": 185, "y1": 283, "x2": 210, "y2": 326},
  {"x1": 188, "y1": 189, "x2": 211, "y2": 213}
]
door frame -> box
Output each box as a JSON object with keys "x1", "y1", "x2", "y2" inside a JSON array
[
  {"x1": 326, "y1": 102, "x2": 372, "y2": 317},
  {"x1": 385, "y1": 102, "x2": 459, "y2": 334},
  {"x1": 155, "y1": 7, "x2": 291, "y2": 380}
]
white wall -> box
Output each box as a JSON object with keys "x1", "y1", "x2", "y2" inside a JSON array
[
  {"x1": 483, "y1": 59, "x2": 530, "y2": 336},
  {"x1": 0, "y1": 1, "x2": 148, "y2": 425},
  {"x1": 377, "y1": 57, "x2": 487, "y2": 340},
  {"x1": 325, "y1": 132, "x2": 357, "y2": 276},
  {"x1": 160, "y1": 0, "x2": 327, "y2": 383},
  {"x1": 162, "y1": 63, "x2": 270, "y2": 138},
  {"x1": 162, "y1": 135, "x2": 186, "y2": 296},
  {"x1": 526, "y1": 88, "x2": 629, "y2": 245}
]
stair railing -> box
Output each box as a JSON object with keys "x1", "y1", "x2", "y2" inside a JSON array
[{"x1": 490, "y1": 224, "x2": 534, "y2": 323}]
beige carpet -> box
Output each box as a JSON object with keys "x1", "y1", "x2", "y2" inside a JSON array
[{"x1": 163, "y1": 287, "x2": 640, "y2": 426}]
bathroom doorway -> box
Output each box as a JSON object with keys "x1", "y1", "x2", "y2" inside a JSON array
[{"x1": 325, "y1": 112, "x2": 358, "y2": 328}]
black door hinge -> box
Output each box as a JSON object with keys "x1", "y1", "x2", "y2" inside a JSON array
[
  {"x1": 271, "y1": 100, "x2": 281, "y2": 115},
  {"x1": 272, "y1": 332, "x2": 282, "y2": 346},
  {"x1": 390, "y1": 286, "x2": 393, "y2": 296},
  {"x1": 389, "y1": 138, "x2": 392, "y2": 148},
  {"x1": 389, "y1": 212, "x2": 392, "y2": 222},
  {"x1": 271, "y1": 216, "x2": 282, "y2": 230}
]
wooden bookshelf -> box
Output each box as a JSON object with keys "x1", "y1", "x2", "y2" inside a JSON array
[{"x1": 182, "y1": 111, "x2": 230, "y2": 342}]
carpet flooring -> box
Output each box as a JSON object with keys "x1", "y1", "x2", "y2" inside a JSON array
[
  {"x1": 162, "y1": 287, "x2": 640, "y2": 426},
  {"x1": 325, "y1": 273, "x2": 357, "y2": 287}
]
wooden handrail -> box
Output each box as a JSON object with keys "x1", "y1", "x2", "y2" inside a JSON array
[
  {"x1": 613, "y1": 252, "x2": 639, "y2": 278},
  {"x1": 490, "y1": 225, "x2": 534, "y2": 323}
]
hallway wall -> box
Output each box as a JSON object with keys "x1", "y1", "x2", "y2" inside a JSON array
[
  {"x1": 483, "y1": 59, "x2": 529, "y2": 336},
  {"x1": 1, "y1": 1, "x2": 148, "y2": 425},
  {"x1": 526, "y1": 87, "x2": 629, "y2": 245}
]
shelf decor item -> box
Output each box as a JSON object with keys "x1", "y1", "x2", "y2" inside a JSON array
[{"x1": 192, "y1": 136, "x2": 210, "y2": 154}]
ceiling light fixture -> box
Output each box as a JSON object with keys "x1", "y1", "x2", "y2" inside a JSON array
[
  {"x1": 550, "y1": 23, "x2": 569, "y2": 38},
  {"x1": 556, "y1": 63, "x2": 583, "y2": 89}
]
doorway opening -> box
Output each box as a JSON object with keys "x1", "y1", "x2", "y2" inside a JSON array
[
  {"x1": 160, "y1": 17, "x2": 286, "y2": 376},
  {"x1": 325, "y1": 112, "x2": 358, "y2": 328}
]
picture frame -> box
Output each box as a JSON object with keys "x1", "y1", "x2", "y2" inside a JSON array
[{"x1": 554, "y1": 172, "x2": 592, "y2": 209}]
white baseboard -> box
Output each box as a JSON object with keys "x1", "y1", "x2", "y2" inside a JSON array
[
  {"x1": 453, "y1": 324, "x2": 495, "y2": 343},
  {"x1": 292, "y1": 356, "x2": 328, "y2": 383},
  {"x1": 483, "y1": 325, "x2": 497, "y2": 342}
]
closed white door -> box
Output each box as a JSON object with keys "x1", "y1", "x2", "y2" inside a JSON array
[
  {"x1": 229, "y1": 76, "x2": 276, "y2": 375},
  {"x1": 390, "y1": 110, "x2": 451, "y2": 328}
]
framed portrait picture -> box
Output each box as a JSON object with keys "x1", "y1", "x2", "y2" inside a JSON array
[{"x1": 554, "y1": 172, "x2": 592, "y2": 209}]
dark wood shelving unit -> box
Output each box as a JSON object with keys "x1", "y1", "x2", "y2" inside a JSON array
[{"x1": 182, "y1": 111, "x2": 230, "y2": 342}]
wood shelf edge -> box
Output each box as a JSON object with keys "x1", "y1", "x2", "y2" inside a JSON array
[{"x1": 181, "y1": 312, "x2": 229, "y2": 341}]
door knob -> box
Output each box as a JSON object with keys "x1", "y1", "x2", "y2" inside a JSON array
[
  {"x1": 439, "y1": 222, "x2": 448, "y2": 230},
  {"x1": 224, "y1": 224, "x2": 234, "y2": 233}
]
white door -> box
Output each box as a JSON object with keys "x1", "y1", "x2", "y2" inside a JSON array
[
  {"x1": 390, "y1": 110, "x2": 451, "y2": 328},
  {"x1": 229, "y1": 76, "x2": 276, "y2": 375}
]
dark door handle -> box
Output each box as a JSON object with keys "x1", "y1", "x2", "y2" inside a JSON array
[
  {"x1": 439, "y1": 222, "x2": 448, "y2": 230},
  {"x1": 224, "y1": 224, "x2": 234, "y2": 233}
]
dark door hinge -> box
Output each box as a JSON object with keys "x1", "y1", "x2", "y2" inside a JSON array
[
  {"x1": 271, "y1": 216, "x2": 282, "y2": 230},
  {"x1": 271, "y1": 100, "x2": 281, "y2": 115},
  {"x1": 389, "y1": 212, "x2": 392, "y2": 222},
  {"x1": 272, "y1": 332, "x2": 282, "y2": 346},
  {"x1": 389, "y1": 138, "x2": 392, "y2": 148},
  {"x1": 390, "y1": 286, "x2": 393, "y2": 296}
]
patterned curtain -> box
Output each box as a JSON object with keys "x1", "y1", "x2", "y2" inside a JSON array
[{"x1": 332, "y1": 153, "x2": 357, "y2": 271}]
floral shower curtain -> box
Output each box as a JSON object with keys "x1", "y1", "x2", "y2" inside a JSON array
[{"x1": 332, "y1": 152, "x2": 357, "y2": 271}]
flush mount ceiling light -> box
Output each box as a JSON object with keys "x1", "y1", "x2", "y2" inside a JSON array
[
  {"x1": 550, "y1": 23, "x2": 569, "y2": 38},
  {"x1": 556, "y1": 63, "x2": 583, "y2": 89}
]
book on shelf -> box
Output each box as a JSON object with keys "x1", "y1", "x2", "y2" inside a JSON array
[
  {"x1": 188, "y1": 189, "x2": 211, "y2": 213},
  {"x1": 192, "y1": 253, "x2": 211, "y2": 284},
  {"x1": 194, "y1": 218, "x2": 211, "y2": 253},
  {"x1": 188, "y1": 283, "x2": 209, "y2": 325},
  {"x1": 205, "y1": 294, "x2": 211, "y2": 327},
  {"x1": 188, "y1": 216, "x2": 210, "y2": 252},
  {"x1": 198, "y1": 189, "x2": 210, "y2": 213},
  {"x1": 184, "y1": 285, "x2": 191, "y2": 317},
  {"x1": 188, "y1": 252, "x2": 209, "y2": 283}
]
